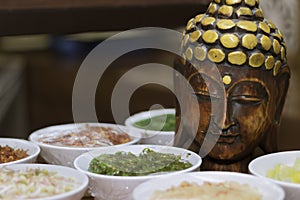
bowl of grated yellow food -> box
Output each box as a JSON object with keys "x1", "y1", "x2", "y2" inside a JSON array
[
  {"x1": 133, "y1": 171, "x2": 284, "y2": 200},
  {"x1": 249, "y1": 151, "x2": 300, "y2": 200}
]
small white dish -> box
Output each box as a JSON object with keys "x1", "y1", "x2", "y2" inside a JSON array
[
  {"x1": 125, "y1": 108, "x2": 175, "y2": 146},
  {"x1": 249, "y1": 151, "x2": 300, "y2": 200},
  {"x1": 0, "y1": 138, "x2": 40, "y2": 166},
  {"x1": 133, "y1": 171, "x2": 285, "y2": 200},
  {"x1": 74, "y1": 144, "x2": 201, "y2": 200}
]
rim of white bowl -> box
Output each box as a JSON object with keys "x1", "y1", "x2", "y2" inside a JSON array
[
  {"x1": 0, "y1": 138, "x2": 40, "y2": 166},
  {"x1": 133, "y1": 171, "x2": 285, "y2": 200},
  {"x1": 124, "y1": 108, "x2": 175, "y2": 135},
  {"x1": 73, "y1": 144, "x2": 202, "y2": 180},
  {"x1": 28, "y1": 122, "x2": 141, "y2": 150},
  {"x1": 2, "y1": 163, "x2": 89, "y2": 200},
  {"x1": 249, "y1": 150, "x2": 300, "y2": 189}
]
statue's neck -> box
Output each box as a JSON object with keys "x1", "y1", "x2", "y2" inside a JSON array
[{"x1": 201, "y1": 153, "x2": 253, "y2": 173}]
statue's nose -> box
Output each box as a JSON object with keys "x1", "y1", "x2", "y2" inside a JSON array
[
  {"x1": 221, "y1": 116, "x2": 236, "y2": 131},
  {"x1": 212, "y1": 101, "x2": 235, "y2": 131}
]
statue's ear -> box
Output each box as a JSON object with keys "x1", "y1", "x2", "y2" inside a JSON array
[
  {"x1": 259, "y1": 65, "x2": 290, "y2": 153},
  {"x1": 274, "y1": 65, "x2": 290, "y2": 124}
]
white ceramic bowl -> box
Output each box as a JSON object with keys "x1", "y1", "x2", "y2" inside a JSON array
[
  {"x1": 125, "y1": 108, "x2": 175, "y2": 146},
  {"x1": 249, "y1": 151, "x2": 300, "y2": 200},
  {"x1": 29, "y1": 123, "x2": 140, "y2": 167},
  {"x1": 74, "y1": 144, "x2": 201, "y2": 200},
  {"x1": 0, "y1": 163, "x2": 88, "y2": 200},
  {"x1": 0, "y1": 138, "x2": 40, "y2": 166},
  {"x1": 133, "y1": 171, "x2": 285, "y2": 200}
]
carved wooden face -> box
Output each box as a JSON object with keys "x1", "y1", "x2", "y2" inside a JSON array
[
  {"x1": 186, "y1": 64, "x2": 278, "y2": 160},
  {"x1": 174, "y1": 0, "x2": 291, "y2": 171}
]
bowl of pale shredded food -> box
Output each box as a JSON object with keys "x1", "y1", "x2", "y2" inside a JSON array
[
  {"x1": 132, "y1": 171, "x2": 285, "y2": 200},
  {"x1": 0, "y1": 163, "x2": 88, "y2": 200}
]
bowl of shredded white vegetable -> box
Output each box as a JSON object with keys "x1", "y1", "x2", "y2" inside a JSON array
[{"x1": 0, "y1": 163, "x2": 89, "y2": 200}]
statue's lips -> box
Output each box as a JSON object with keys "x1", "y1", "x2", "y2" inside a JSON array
[
  {"x1": 217, "y1": 135, "x2": 238, "y2": 144},
  {"x1": 206, "y1": 132, "x2": 240, "y2": 144}
]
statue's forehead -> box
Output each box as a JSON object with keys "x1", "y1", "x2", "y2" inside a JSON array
[
  {"x1": 188, "y1": 64, "x2": 272, "y2": 84},
  {"x1": 188, "y1": 66, "x2": 271, "y2": 96}
]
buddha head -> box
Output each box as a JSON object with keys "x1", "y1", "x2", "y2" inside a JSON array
[{"x1": 174, "y1": 0, "x2": 290, "y2": 171}]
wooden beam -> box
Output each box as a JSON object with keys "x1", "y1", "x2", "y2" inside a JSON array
[
  {"x1": 0, "y1": 0, "x2": 211, "y2": 10},
  {"x1": 0, "y1": 1, "x2": 210, "y2": 36}
]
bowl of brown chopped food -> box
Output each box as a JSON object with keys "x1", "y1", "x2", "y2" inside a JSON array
[
  {"x1": 29, "y1": 123, "x2": 140, "y2": 167},
  {"x1": 0, "y1": 138, "x2": 40, "y2": 166}
]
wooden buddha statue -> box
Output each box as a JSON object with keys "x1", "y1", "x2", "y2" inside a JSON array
[{"x1": 174, "y1": 0, "x2": 291, "y2": 172}]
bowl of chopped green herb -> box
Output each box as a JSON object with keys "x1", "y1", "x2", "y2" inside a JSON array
[
  {"x1": 73, "y1": 144, "x2": 201, "y2": 200},
  {"x1": 125, "y1": 108, "x2": 175, "y2": 146}
]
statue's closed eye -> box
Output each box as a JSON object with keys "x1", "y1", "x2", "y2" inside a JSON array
[
  {"x1": 195, "y1": 92, "x2": 263, "y2": 106},
  {"x1": 229, "y1": 80, "x2": 269, "y2": 106},
  {"x1": 195, "y1": 92, "x2": 221, "y2": 103},
  {"x1": 231, "y1": 95, "x2": 264, "y2": 106}
]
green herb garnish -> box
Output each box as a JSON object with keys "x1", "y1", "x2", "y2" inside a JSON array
[
  {"x1": 133, "y1": 114, "x2": 175, "y2": 132},
  {"x1": 88, "y1": 148, "x2": 192, "y2": 176}
]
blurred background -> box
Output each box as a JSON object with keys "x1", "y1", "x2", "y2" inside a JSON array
[{"x1": 0, "y1": 0, "x2": 299, "y2": 150}]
